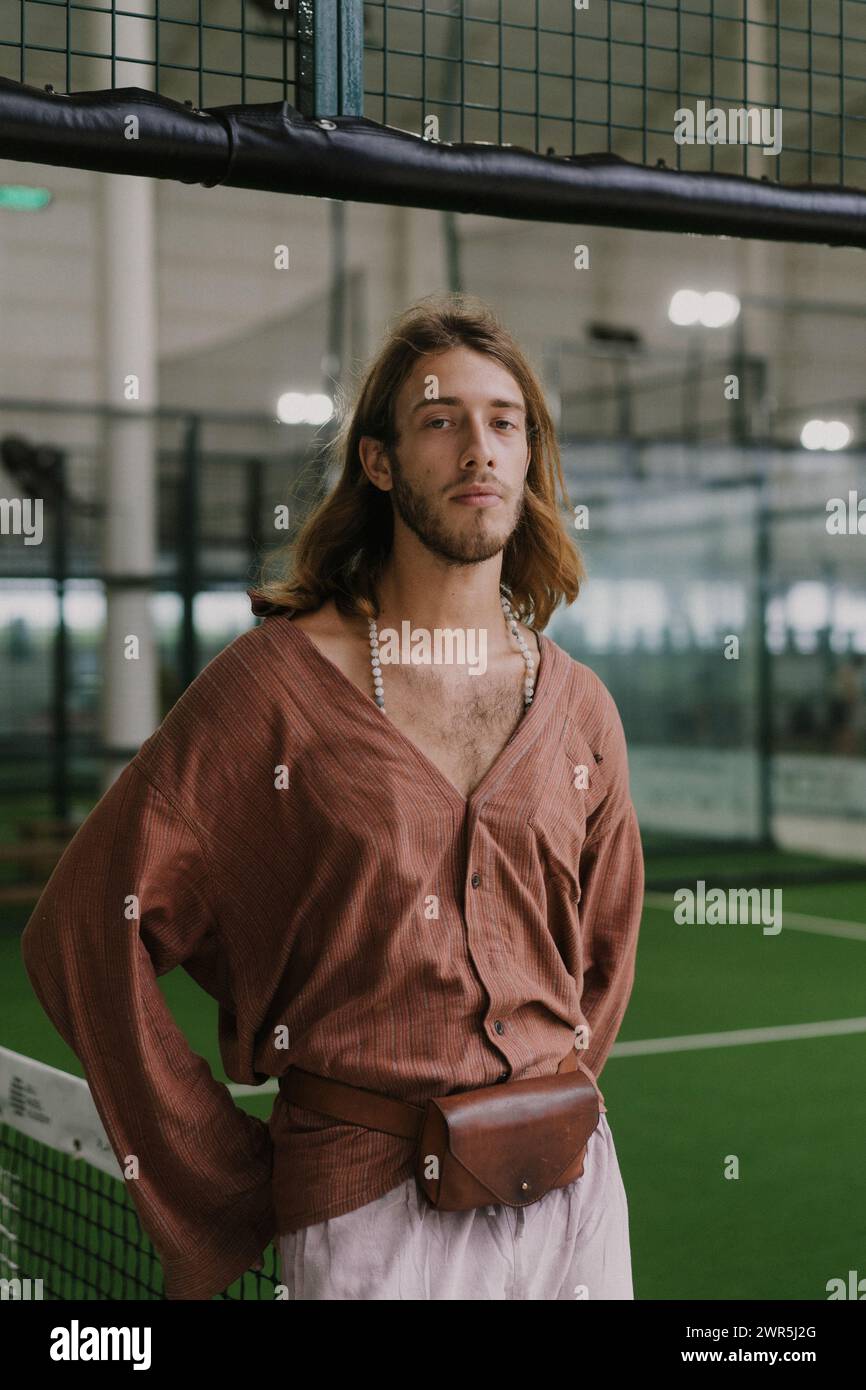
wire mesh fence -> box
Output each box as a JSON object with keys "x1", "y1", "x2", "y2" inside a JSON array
[
  {"x1": 0, "y1": 0, "x2": 298, "y2": 108},
  {"x1": 1, "y1": 2, "x2": 865, "y2": 185},
  {"x1": 365, "y1": 0, "x2": 866, "y2": 184}
]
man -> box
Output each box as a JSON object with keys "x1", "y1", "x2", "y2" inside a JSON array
[{"x1": 21, "y1": 292, "x2": 644, "y2": 1301}]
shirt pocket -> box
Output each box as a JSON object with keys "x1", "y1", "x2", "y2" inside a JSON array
[{"x1": 528, "y1": 715, "x2": 611, "y2": 904}]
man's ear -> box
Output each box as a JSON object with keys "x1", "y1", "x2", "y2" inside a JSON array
[{"x1": 359, "y1": 435, "x2": 393, "y2": 491}]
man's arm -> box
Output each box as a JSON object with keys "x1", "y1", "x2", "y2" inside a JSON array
[
  {"x1": 576, "y1": 694, "x2": 645, "y2": 1086},
  {"x1": 20, "y1": 758, "x2": 276, "y2": 1300}
]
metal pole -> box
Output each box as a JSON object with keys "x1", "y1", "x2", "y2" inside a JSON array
[
  {"x1": 178, "y1": 417, "x2": 201, "y2": 691},
  {"x1": 443, "y1": 211, "x2": 462, "y2": 292},
  {"x1": 51, "y1": 455, "x2": 69, "y2": 820},
  {"x1": 245, "y1": 457, "x2": 264, "y2": 580},
  {"x1": 327, "y1": 198, "x2": 346, "y2": 386},
  {"x1": 318, "y1": 199, "x2": 348, "y2": 495},
  {"x1": 732, "y1": 308, "x2": 748, "y2": 446},
  {"x1": 754, "y1": 473, "x2": 774, "y2": 847}
]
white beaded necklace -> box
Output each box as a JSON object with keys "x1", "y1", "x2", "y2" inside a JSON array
[{"x1": 367, "y1": 590, "x2": 536, "y2": 715}]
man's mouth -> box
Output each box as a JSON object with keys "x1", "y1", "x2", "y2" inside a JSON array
[{"x1": 451, "y1": 487, "x2": 504, "y2": 508}]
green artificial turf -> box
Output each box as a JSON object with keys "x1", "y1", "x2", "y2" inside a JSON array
[{"x1": 3, "y1": 853, "x2": 865, "y2": 1300}]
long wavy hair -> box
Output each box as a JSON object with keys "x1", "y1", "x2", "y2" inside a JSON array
[{"x1": 248, "y1": 292, "x2": 585, "y2": 629}]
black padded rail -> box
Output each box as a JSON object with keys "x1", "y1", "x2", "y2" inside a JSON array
[{"x1": 1, "y1": 77, "x2": 865, "y2": 248}]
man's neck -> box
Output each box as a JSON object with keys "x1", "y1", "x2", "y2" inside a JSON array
[{"x1": 374, "y1": 568, "x2": 518, "y2": 660}]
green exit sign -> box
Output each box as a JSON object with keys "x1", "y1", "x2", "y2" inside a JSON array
[{"x1": 0, "y1": 185, "x2": 52, "y2": 210}]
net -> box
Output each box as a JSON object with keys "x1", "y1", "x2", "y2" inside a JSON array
[{"x1": 0, "y1": 1046, "x2": 280, "y2": 1300}]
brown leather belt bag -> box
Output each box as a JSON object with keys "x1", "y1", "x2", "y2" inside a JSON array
[{"x1": 280, "y1": 1048, "x2": 600, "y2": 1212}]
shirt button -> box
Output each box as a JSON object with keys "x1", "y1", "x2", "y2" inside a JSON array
[
  {"x1": 470, "y1": 872, "x2": 481, "y2": 888},
  {"x1": 493, "y1": 1020, "x2": 505, "y2": 1035}
]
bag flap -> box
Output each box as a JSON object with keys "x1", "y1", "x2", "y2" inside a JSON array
[{"x1": 431, "y1": 1070, "x2": 600, "y2": 1203}]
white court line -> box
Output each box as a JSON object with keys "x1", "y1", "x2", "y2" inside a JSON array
[
  {"x1": 643, "y1": 890, "x2": 866, "y2": 941},
  {"x1": 227, "y1": 1015, "x2": 866, "y2": 1093},
  {"x1": 611, "y1": 1016, "x2": 866, "y2": 1056},
  {"x1": 227, "y1": 895, "x2": 866, "y2": 1096}
]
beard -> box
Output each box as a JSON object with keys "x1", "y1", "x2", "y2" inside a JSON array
[{"x1": 386, "y1": 445, "x2": 525, "y2": 567}]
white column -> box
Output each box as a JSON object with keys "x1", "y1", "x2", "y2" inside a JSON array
[
  {"x1": 100, "y1": 174, "x2": 159, "y2": 787},
  {"x1": 88, "y1": 22, "x2": 160, "y2": 787},
  {"x1": 745, "y1": 0, "x2": 776, "y2": 182},
  {"x1": 382, "y1": 204, "x2": 451, "y2": 324}
]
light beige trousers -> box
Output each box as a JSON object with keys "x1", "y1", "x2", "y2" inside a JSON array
[{"x1": 277, "y1": 1111, "x2": 633, "y2": 1300}]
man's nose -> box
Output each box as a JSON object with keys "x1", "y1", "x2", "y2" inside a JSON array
[{"x1": 457, "y1": 419, "x2": 496, "y2": 466}]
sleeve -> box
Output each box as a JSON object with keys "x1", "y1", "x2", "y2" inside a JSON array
[
  {"x1": 19, "y1": 757, "x2": 277, "y2": 1301},
  {"x1": 576, "y1": 696, "x2": 645, "y2": 1091}
]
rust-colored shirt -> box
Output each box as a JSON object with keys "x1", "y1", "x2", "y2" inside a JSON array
[{"x1": 20, "y1": 590, "x2": 644, "y2": 1300}]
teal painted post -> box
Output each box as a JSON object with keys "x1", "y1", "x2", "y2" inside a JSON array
[
  {"x1": 338, "y1": 0, "x2": 364, "y2": 116},
  {"x1": 296, "y1": 0, "x2": 364, "y2": 119}
]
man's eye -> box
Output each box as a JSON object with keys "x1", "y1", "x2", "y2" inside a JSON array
[{"x1": 424, "y1": 417, "x2": 519, "y2": 431}]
